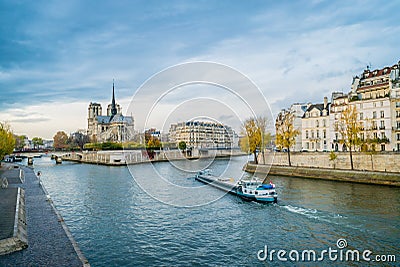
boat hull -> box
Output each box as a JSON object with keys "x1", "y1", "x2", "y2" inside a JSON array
[{"x1": 195, "y1": 173, "x2": 277, "y2": 203}]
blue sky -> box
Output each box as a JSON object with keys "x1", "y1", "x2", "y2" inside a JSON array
[{"x1": 1, "y1": 0, "x2": 399, "y2": 138}]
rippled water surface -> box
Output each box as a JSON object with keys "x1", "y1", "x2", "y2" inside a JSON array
[{"x1": 32, "y1": 156, "x2": 399, "y2": 266}]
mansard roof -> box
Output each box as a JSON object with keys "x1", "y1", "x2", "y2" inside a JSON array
[
  {"x1": 361, "y1": 67, "x2": 392, "y2": 79},
  {"x1": 302, "y1": 103, "x2": 330, "y2": 118}
]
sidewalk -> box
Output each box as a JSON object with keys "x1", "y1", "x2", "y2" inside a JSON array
[{"x1": 0, "y1": 163, "x2": 89, "y2": 266}]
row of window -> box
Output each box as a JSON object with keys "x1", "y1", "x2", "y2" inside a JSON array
[
  {"x1": 305, "y1": 130, "x2": 327, "y2": 139},
  {"x1": 359, "y1": 132, "x2": 387, "y2": 140},
  {"x1": 359, "y1": 110, "x2": 385, "y2": 120},
  {"x1": 304, "y1": 119, "x2": 327, "y2": 128},
  {"x1": 305, "y1": 140, "x2": 327, "y2": 150}
]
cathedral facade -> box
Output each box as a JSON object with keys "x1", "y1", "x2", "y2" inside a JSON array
[{"x1": 87, "y1": 83, "x2": 134, "y2": 142}]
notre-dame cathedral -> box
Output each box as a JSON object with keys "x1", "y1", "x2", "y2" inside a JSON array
[{"x1": 87, "y1": 83, "x2": 134, "y2": 142}]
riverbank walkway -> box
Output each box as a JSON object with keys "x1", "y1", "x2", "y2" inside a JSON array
[{"x1": 0, "y1": 163, "x2": 89, "y2": 266}]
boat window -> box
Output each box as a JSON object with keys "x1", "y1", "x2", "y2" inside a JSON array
[
  {"x1": 249, "y1": 191, "x2": 252, "y2": 194},
  {"x1": 255, "y1": 191, "x2": 258, "y2": 195}
]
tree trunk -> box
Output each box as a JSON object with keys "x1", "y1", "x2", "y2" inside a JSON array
[
  {"x1": 370, "y1": 154, "x2": 374, "y2": 171},
  {"x1": 262, "y1": 150, "x2": 265, "y2": 165},
  {"x1": 349, "y1": 146, "x2": 354, "y2": 170},
  {"x1": 287, "y1": 148, "x2": 291, "y2": 166},
  {"x1": 253, "y1": 151, "x2": 258, "y2": 164}
]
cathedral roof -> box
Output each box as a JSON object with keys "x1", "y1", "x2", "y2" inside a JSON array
[{"x1": 96, "y1": 114, "x2": 133, "y2": 124}]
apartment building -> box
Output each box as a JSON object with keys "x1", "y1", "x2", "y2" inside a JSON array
[{"x1": 169, "y1": 121, "x2": 236, "y2": 149}]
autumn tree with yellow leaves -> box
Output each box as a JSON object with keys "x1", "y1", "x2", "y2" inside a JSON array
[
  {"x1": 240, "y1": 116, "x2": 270, "y2": 164},
  {"x1": 336, "y1": 106, "x2": 362, "y2": 170},
  {"x1": 0, "y1": 122, "x2": 16, "y2": 161},
  {"x1": 275, "y1": 111, "x2": 299, "y2": 166}
]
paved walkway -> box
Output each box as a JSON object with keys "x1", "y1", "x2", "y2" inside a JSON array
[
  {"x1": 0, "y1": 188, "x2": 18, "y2": 240},
  {"x1": 0, "y1": 164, "x2": 88, "y2": 266}
]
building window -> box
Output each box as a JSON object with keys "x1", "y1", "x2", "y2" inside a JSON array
[
  {"x1": 373, "y1": 111, "x2": 376, "y2": 119},
  {"x1": 396, "y1": 102, "x2": 400, "y2": 108},
  {"x1": 316, "y1": 120, "x2": 319, "y2": 128},
  {"x1": 323, "y1": 119, "x2": 326, "y2": 127},
  {"x1": 317, "y1": 130, "x2": 319, "y2": 138},
  {"x1": 374, "y1": 132, "x2": 378, "y2": 139},
  {"x1": 380, "y1": 111, "x2": 384, "y2": 118},
  {"x1": 360, "y1": 113, "x2": 363, "y2": 120},
  {"x1": 311, "y1": 131, "x2": 314, "y2": 138},
  {"x1": 360, "y1": 133, "x2": 364, "y2": 140},
  {"x1": 306, "y1": 142, "x2": 309, "y2": 149},
  {"x1": 381, "y1": 101, "x2": 383, "y2": 107},
  {"x1": 306, "y1": 130, "x2": 309, "y2": 139},
  {"x1": 373, "y1": 102, "x2": 376, "y2": 108},
  {"x1": 380, "y1": 120, "x2": 385, "y2": 129},
  {"x1": 381, "y1": 132, "x2": 386, "y2": 139},
  {"x1": 372, "y1": 121, "x2": 377, "y2": 130},
  {"x1": 397, "y1": 122, "x2": 400, "y2": 129},
  {"x1": 323, "y1": 130, "x2": 326, "y2": 138},
  {"x1": 397, "y1": 134, "x2": 400, "y2": 141},
  {"x1": 381, "y1": 144, "x2": 385, "y2": 151}
]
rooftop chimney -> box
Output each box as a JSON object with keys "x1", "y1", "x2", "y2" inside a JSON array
[{"x1": 323, "y1": 96, "x2": 328, "y2": 109}]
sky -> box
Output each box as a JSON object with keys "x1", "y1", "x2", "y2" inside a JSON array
[{"x1": 0, "y1": 0, "x2": 399, "y2": 139}]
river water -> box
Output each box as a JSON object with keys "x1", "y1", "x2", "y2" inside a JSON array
[{"x1": 31, "y1": 156, "x2": 398, "y2": 266}]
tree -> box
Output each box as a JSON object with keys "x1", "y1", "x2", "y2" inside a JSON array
[
  {"x1": 32, "y1": 137, "x2": 43, "y2": 150},
  {"x1": 14, "y1": 135, "x2": 26, "y2": 151},
  {"x1": 329, "y1": 151, "x2": 338, "y2": 169},
  {"x1": 178, "y1": 141, "x2": 187, "y2": 151},
  {"x1": 53, "y1": 131, "x2": 68, "y2": 150},
  {"x1": 275, "y1": 111, "x2": 300, "y2": 166},
  {"x1": 147, "y1": 137, "x2": 161, "y2": 149},
  {"x1": 0, "y1": 122, "x2": 16, "y2": 161},
  {"x1": 68, "y1": 132, "x2": 90, "y2": 150},
  {"x1": 360, "y1": 118, "x2": 377, "y2": 170},
  {"x1": 256, "y1": 116, "x2": 272, "y2": 164},
  {"x1": 240, "y1": 116, "x2": 269, "y2": 164},
  {"x1": 336, "y1": 106, "x2": 362, "y2": 170}
]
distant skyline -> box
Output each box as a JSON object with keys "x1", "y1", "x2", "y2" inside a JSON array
[{"x1": 1, "y1": 0, "x2": 399, "y2": 139}]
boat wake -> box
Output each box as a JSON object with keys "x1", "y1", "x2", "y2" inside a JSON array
[
  {"x1": 280, "y1": 204, "x2": 351, "y2": 227},
  {"x1": 282, "y1": 205, "x2": 319, "y2": 218}
]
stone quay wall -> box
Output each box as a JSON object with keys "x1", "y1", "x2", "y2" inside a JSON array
[
  {"x1": 258, "y1": 151, "x2": 400, "y2": 173},
  {"x1": 62, "y1": 149, "x2": 245, "y2": 166},
  {"x1": 245, "y1": 163, "x2": 400, "y2": 186}
]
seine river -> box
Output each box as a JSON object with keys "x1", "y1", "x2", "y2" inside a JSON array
[{"x1": 32, "y1": 156, "x2": 398, "y2": 266}]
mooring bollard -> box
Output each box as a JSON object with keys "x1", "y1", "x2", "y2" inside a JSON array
[{"x1": 37, "y1": 171, "x2": 42, "y2": 184}]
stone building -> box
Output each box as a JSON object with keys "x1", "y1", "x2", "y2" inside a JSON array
[
  {"x1": 279, "y1": 60, "x2": 400, "y2": 152},
  {"x1": 169, "y1": 121, "x2": 236, "y2": 149},
  {"x1": 87, "y1": 83, "x2": 134, "y2": 142},
  {"x1": 389, "y1": 63, "x2": 400, "y2": 151},
  {"x1": 301, "y1": 97, "x2": 330, "y2": 151},
  {"x1": 329, "y1": 92, "x2": 349, "y2": 151},
  {"x1": 275, "y1": 103, "x2": 309, "y2": 151},
  {"x1": 344, "y1": 62, "x2": 400, "y2": 151}
]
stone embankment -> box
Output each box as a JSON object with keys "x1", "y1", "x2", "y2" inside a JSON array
[
  {"x1": 244, "y1": 163, "x2": 400, "y2": 187},
  {"x1": 262, "y1": 151, "x2": 400, "y2": 173},
  {"x1": 62, "y1": 149, "x2": 245, "y2": 166}
]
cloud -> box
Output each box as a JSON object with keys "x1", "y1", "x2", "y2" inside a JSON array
[{"x1": 0, "y1": 1, "x2": 399, "y2": 138}]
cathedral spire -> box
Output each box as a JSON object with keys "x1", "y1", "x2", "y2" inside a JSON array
[{"x1": 111, "y1": 80, "x2": 117, "y2": 116}]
